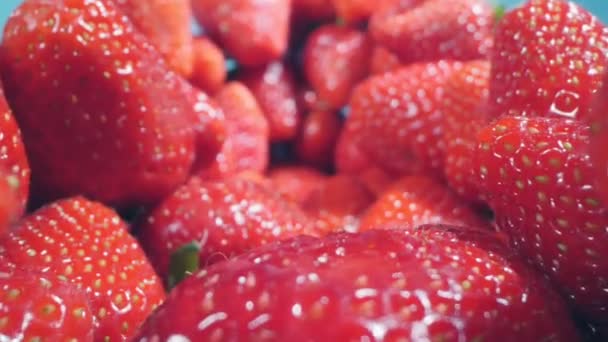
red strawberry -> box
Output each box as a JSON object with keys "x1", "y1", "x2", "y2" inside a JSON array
[
  {"x1": 370, "y1": 0, "x2": 493, "y2": 64},
  {"x1": 0, "y1": 84, "x2": 28, "y2": 223},
  {"x1": 198, "y1": 82, "x2": 269, "y2": 179},
  {"x1": 192, "y1": 0, "x2": 291, "y2": 67},
  {"x1": 490, "y1": 0, "x2": 608, "y2": 121},
  {"x1": 0, "y1": 0, "x2": 225, "y2": 208},
  {"x1": 190, "y1": 37, "x2": 227, "y2": 94},
  {"x1": 137, "y1": 176, "x2": 316, "y2": 281},
  {"x1": 370, "y1": 45, "x2": 402, "y2": 75},
  {"x1": 297, "y1": 86, "x2": 330, "y2": 113},
  {"x1": 134, "y1": 227, "x2": 579, "y2": 341},
  {"x1": 296, "y1": 110, "x2": 342, "y2": 168},
  {"x1": 334, "y1": 119, "x2": 375, "y2": 174},
  {"x1": 304, "y1": 25, "x2": 372, "y2": 109},
  {"x1": 241, "y1": 61, "x2": 302, "y2": 141},
  {"x1": 590, "y1": 73, "x2": 608, "y2": 206},
  {"x1": 302, "y1": 174, "x2": 375, "y2": 234},
  {"x1": 331, "y1": 0, "x2": 375, "y2": 24},
  {"x1": 359, "y1": 176, "x2": 485, "y2": 231},
  {"x1": 475, "y1": 116, "x2": 608, "y2": 329},
  {"x1": 268, "y1": 166, "x2": 327, "y2": 206},
  {"x1": 0, "y1": 197, "x2": 166, "y2": 341},
  {"x1": 0, "y1": 269, "x2": 95, "y2": 340},
  {"x1": 347, "y1": 61, "x2": 463, "y2": 176},
  {"x1": 292, "y1": 0, "x2": 335, "y2": 21},
  {"x1": 114, "y1": 0, "x2": 194, "y2": 77},
  {"x1": 443, "y1": 60, "x2": 490, "y2": 203},
  {"x1": 356, "y1": 166, "x2": 394, "y2": 197}
]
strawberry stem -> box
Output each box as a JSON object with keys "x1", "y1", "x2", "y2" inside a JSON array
[
  {"x1": 494, "y1": 4, "x2": 506, "y2": 23},
  {"x1": 168, "y1": 242, "x2": 200, "y2": 290}
]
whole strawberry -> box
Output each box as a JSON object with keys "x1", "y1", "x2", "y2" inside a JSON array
[
  {"x1": 135, "y1": 227, "x2": 579, "y2": 341},
  {"x1": 0, "y1": 269, "x2": 95, "y2": 341},
  {"x1": 192, "y1": 0, "x2": 291, "y2": 67},
  {"x1": 359, "y1": 175, "x2": 485, "y2": 231},
  {"x1": 137, "y1": 176, "x2": 316, "y2": 281},
  {"x1": 1, "y1": 0, "x2": 225, "y2": 208},
  {"x1": 370, "y1": 0, "x2": 493, "y2": 64},
  {"x1": 0, "y1": 197, "x2": 166, "y2": 341},
  {"x1": 475, "y1": 116, "x2": 608, "y2": 330},
  {"x1": 490, "y1": 0, "x2": 608, "y2": 121}
]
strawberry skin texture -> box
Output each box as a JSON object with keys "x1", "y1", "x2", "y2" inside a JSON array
[
  {"x1": 192, "y1": 0, "x2": 291, "y2": 67},
  {"x1": 0, "y1": 168, "x2": 20, "y2": 235},
  {"x1": 0, "y1": 84, "x2": 29, "y2": 223},
  {"x1": 475, "y1": 116, "x2": 608, "y2": 328},
  {"x1": 268, "y1": 166, "x2": 327, "y2": 206},
  {"x1": 304, "y1": 25, "x2": 372, "y2": 110},
  {"x1": 0, "y1": 0, "x2": 225, "y2": 208},
  {"x1": 190, "y1": 37, "x2": 227, "y2": 94},
  {"x1": 590, "y1": 73, "x2": 608, "y2": 206},
  {"x1": 331, "y1": 0, "x2": 375, "y2": 24},
  {"x1": 0, "y1": 270, "x2": 95, "y2": 341},
  {"x1": 359, "y1": 176, "x2": 485, "y2": 231},
  {"x1": 296, "y1": 110, "x2": 342, "y2": 168},
  {"x1": 137, "y1": 176, "x2": 316, "y2": 281},
  {"x1": 0, "y1": 197, "x2": 166, "y2": 341},
  {"x1": 490, "y1": 0, "x2": 608, "y2": 121},
  {"x1": 241, "y1": 61, "x2": 301, "y2": 141},
  {"x1": 334, "y1": 119, "x2": 376, "y2": 174},
  {"x1": 347, "y1": 61, "x2": 463, "y2": 176},
  {"x1": 114, "y1": 0, "x2": 194, "y2": 77},
  {"x1": 370, "y1": 45, "x2": 402, "y2": 75},
  {"x1": 443, "y1": 60, "x2": 490, "y2": 203},
  {"x1": 135, "y1": 227, "x2": 579, "y2": 341},
  {"x1": 370, "y1": 0, "x2": 493, "y2": 64},
  {"x1": 292, "y1": 0, "x2": 335, "y2": 21}
]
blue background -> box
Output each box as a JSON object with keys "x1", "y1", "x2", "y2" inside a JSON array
[{"x1": 0, "y1": 0, "x2": 606, "y2": 35}]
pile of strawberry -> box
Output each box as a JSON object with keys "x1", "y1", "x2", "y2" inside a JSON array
[{"x1": 0, "y1": 0, "x2": 607, "y2": 340}]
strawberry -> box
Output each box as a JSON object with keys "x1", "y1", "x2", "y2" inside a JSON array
[
  {"x1": 0, "y1": 84, "x2": 28, "y2": 223},
  {"x1": 0, "y1": 0, "x2": 225, "y2": 208},
  {"x1": 370, "y1": 45, "x2": 402, "y2": 75},
  {"x1": 347, "y1": 60, "x2": 463, "y2": 176},
  {"x1": 268, "y1": 166, "x2": 327, "y2": 206},
  {"x1": 303, "y1": 25, "x2": 372, "y2": 110},
  {"x1": 443, "y1": 60, "x2": 490, "y2": 203},
  {"x1": 356, "y1": 166, "x2": 394, "y2": 197},
  {"x1": 331, "y1": 0, "x2": 375, "y2": 24},
  {"x1": 590, "y1": 73, "x2": 608, "y2": 206},
  {"x1": 241, "y1": 61, "x2": 302, "y2": 141},
  {"x1": 0, "y1": 197, "x2": 166, "y2": 341},
  {"x1": 370, "y1": 0, "x2": 493, "y2": 64},
  {"x1": 137, "y1": 176, "x2": 316, "y2": 281},
  {"x1": 114, "y1": 0, "x2": 194, "y2": 77},
  {"x1": 0, "y1": 269, "x2": 95, "y2": 340},
  {"x1": 296, "y1": 110, "x2": 342, "y2": 168},
  {"x1": 302, "y1": 174, "x2": 375, "y2": 234},
  {"x1": 297, "y1": 86, "x2": 330, "y2": 113},
  {"x1": 190, "y1": 37, "x2": 227, "y2": 94},
  {"x1": 359, "y1": 176, "x2": 485, "y2": 231},
  {"x1": 490, "y1": 0, "x2": 608, "y2": 121},
  {"x1": 198, "y1": 82, "x2": 269, "y2": 179},
  {"x1": 292, "y1": 0, "x2": 335, "y2": 21},
  {"x1": 334, "y1": 119, "x2": 375, "y2": 174},
  {"x1": 192, "y1": 0, "x2": 291, "y2": 67},
  {"x1": 475, "y1": 116, "x2": 608, "y2": 329},
  {"x1": 134, "y1": 227, "x2": 579, "y2": 341}
]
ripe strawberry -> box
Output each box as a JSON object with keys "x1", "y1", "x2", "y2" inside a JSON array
[
  {"x1": 302, "y1": 174, "x2": 375, "y2": 234},
  {"x1": 0, "y1": 270, "x2": 95, "y2": 340},
  {"x1": 347, "y1": 60, "x2": 463, "y2": 176},
  {"x1": 590, "y1": 73, "x2": 608, "y2": 206},
  {"x1": 198, "y1": 82, "x2": 269, "y2": 179},
  {"x1": 0, "y1": 85, "x2": 28, "y2": 223},
  {"x1": 0, "y1": 197, "x2": 166, "y2": 341},
  {"x1": 241, "y1": 62, "x2": 301, "y2": 141},
  {"x1": 490, "y1": 0, "x2": 608, "y2": 121},
  {"x1": 356, "y1": 166, "x2": 394, "y2": 197},
  {"x1": 1, "y1": 0, "x2": 225, "y2": 208},
  {"x1": 370, "y1": 45, "x2": 402, "y2": 75},
  {"x1": 296, "y1": 110, "x2": 342, "y2": 168},
  {"x1": 475, "y1": 116, "x2": 608, "y2": 329},
  {"x1": 192, "y1": 0, "x2": 291, "y2": 67},
  {"x1": 297, "y1": 86, "x2": 330, "y2": 113},
  {"x1": 137, "y1": 176, "x2": 316, "y2": 281},
  {"x1": 304, "y1": 25, "x2": 372, "y2": 109},
  {"x1": 370, "y1": 0, "x2": 493, "y2": 64},
  {"x1": 190, "y1": 37, "x2": 227, "y2": 94},
  {"x1": 443, "y1": 60, "x2": 490, "y2": 203},
  {"x1": 114, "y1": 0, "x2": 194, "y2": 76},
  {"x1": 331, "y1": 0, "x2": 375, "y2": 24},
  {"x1": 334, "y1": 120, "x2": 375, "y2": 174},
  {"x1": 135, "y1": 227, "x2": 579, "y2": 341},
  {"x1": 359, "y1": 176, "x2": 485, "y2": 231},
  {"x1": 268, "y1": 166, "x2": 327, "y2": 206},
  {"x1": 292, "y1": 0, "x2": 335, "y2": 21}
]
